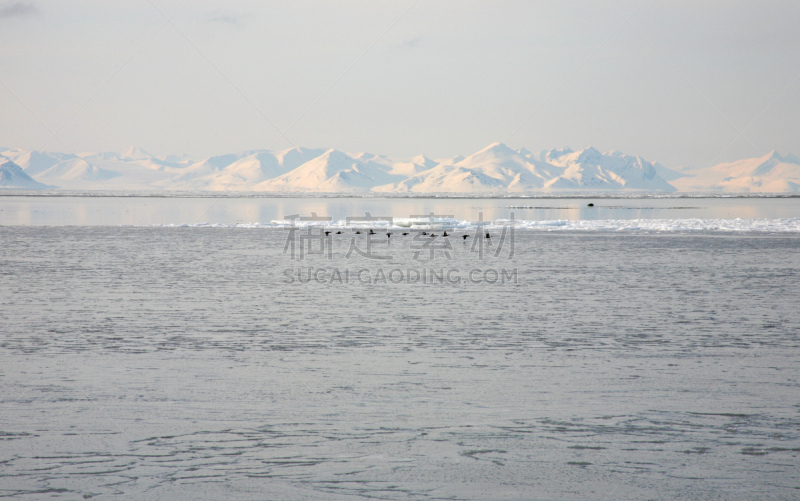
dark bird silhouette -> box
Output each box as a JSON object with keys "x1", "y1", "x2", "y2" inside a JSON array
[
  {"x1": 369, "y1": 229, "x2": 375, "y2": 235},
  {"x1": 324, "y1": 231, "x2": 331, "y2": 236},
  {"x1": 443, "y1": 231, "x2": 449, "y2": 237},
  {"x1": 462, "y1": 234, "x2": 469, "y2": 240},
  {"x1": 387, "y1": 232, "x2": 392, "y2": 238},
  {"x1": 587, "y1": 203, "x2": 594, "y2": 207},
  {"x1": 430, "y1": 233, "x2": 437, "y2": 237},
  {"x1": 485, "y1": 232, "x2": 491, "y2": 238},
  {"x1": 421, "y1": 231, "x2": 428, "y2": 235},
  {"x1": 355, "y1": 231, "x2": 361, "y2": 234},
  {"x1": 336, "y1": 231, "x2": 342, "y2": 234},
  {"x1": 402, "y1": 232, "x2": 409, "y2": 236}
]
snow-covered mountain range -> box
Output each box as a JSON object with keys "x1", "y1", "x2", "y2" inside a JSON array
[
  {"x1": 670, "y1": 151, "x2": 800, "y2": 193},
  {"x1": 1, "y1": 143, "x2": 798, "y2": 193}
]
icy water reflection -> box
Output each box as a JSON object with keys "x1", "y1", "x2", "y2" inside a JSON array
[
  {"x1": 1, "y1": 227, "x2": 799, "y2": 500},
  {"x1": 0, "y1": 194, "x2": 798, "y2": 225}
]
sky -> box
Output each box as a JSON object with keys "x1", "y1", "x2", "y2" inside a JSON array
[{"x1": 0, "y1": 0, "x2": 798, "y2": 169}]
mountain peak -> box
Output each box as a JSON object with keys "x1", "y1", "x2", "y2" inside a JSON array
[
  {"x1": 575, "y1": 146, "x2": 602, "y2": 164},
  {"x1": 542, "y1": 147, "x2": 573, "y2": 161},
  {"x1": 0, "y1": 158, "x2": 53, "y2": 189},
  {"x1": 411, "y1": 154, "x2": 438, "y2": 169},
  {"x1": 120, "y1": 146, "x2": 153, "y2": 160},
  {"x1": 476, "y1": 142, "x2": 516, "y2": 155},
  {"x1": 321, "y1": 148, "x2": 347, "y2": 158}
]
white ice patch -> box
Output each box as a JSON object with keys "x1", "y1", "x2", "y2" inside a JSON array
[{"x1": 159, "y1": 217, "x2": 800, "y2": 233}]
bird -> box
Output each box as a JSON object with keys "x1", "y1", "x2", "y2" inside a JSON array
[
  {"x1": 421, "y1": 231, "x2": 428, "y2": 236},
  {"x1": 355, "y1": 231, "x2": 361, "y2": 234},
  {"x1": 369, "y1": 229, "x2": 375, "y2": 235},
  {"x1": 324, "y1": 231, "x2": 331, "y2": 236},
  {"x1": 443, "y1": 231, "x2": 449, "y2": 237},
  {"x1": 485, "y1": 232, "x2": 491, "y2": 238},
  {"x1": 462, "y1": 234, "x2": 469, "y2": 240},
  {"x1": 430, "y1": 233, "x2": 437, "y2": 237},
  {"x1": 387, "y1": 232, "x2": 392, "y2": 238},
  {"x1": 402, "y1": 232, "x2": 409, "y2": 236},
  {"x1": 336, "y1": 231, "x2": 342, "y2": 234}
]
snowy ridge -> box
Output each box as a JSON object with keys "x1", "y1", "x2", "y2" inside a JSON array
[
  {"x1": 0, "y1": 156, "x2": 53, "y2": 189},
  {"x1": 2, "y1": 144, "x2": 800, "y2": 193},
  {"x1": 672, "y1": 151, "x2": 800, "y2": 193}
]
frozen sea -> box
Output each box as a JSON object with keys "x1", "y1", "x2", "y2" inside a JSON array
[{"x1": 1, "y1": 194, "x2": 799, "y2": 500}]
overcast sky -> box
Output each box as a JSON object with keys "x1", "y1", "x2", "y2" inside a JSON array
[{"x1": 1, "y1": 0, "x2": 798, "y2": 168}]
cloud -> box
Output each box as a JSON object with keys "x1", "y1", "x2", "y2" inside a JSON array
[{"x1": 0, "y1": 1, "x2": 38, "y2": 18}]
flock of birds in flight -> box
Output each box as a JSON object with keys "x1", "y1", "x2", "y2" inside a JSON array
[{"x1": 322, "y1": 229, "x2": 490, "y2": 240}]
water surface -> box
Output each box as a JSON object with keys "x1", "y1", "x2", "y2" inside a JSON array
[{"x1": 1, "y1": 226, "x2": 798, "y2": 499}]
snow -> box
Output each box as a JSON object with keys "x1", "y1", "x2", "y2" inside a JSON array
[
  {"x1": 120, "y1": 145, "x2": 154, "y2": 160},
  {"x1": 272, "y1": 147, "x2": 327, "y2": 171},
  {"x1": 201, "y1": 152, "x2": 292, "y2": 190},
  {"x1": 3, "y1": 150, "x2": 76, "y2": 176},
  {"x1": 0, "y1": 157, "x2": 53, "y2": 189},
  {"x1": 161, "y1": 154, "x2": 241, "y2": 189},
  {"x1": 2, "y1": 143, "x2": 799, "y2": 193},
  {"x1": 543, "y1": 147, "x2": 676, "y2": 192},
  {"x1": 255, "y1": 149, "x2": 405, "y2": 192},
  {"x1": 34, "y1": 158, "x2": 120, "y2": 185},
  {"x1": 653, "y1": 161, "x2": 691, "y2": 182},
  {"x1": 672, "y1": 151, "x2": 800, "y2": 193}
]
